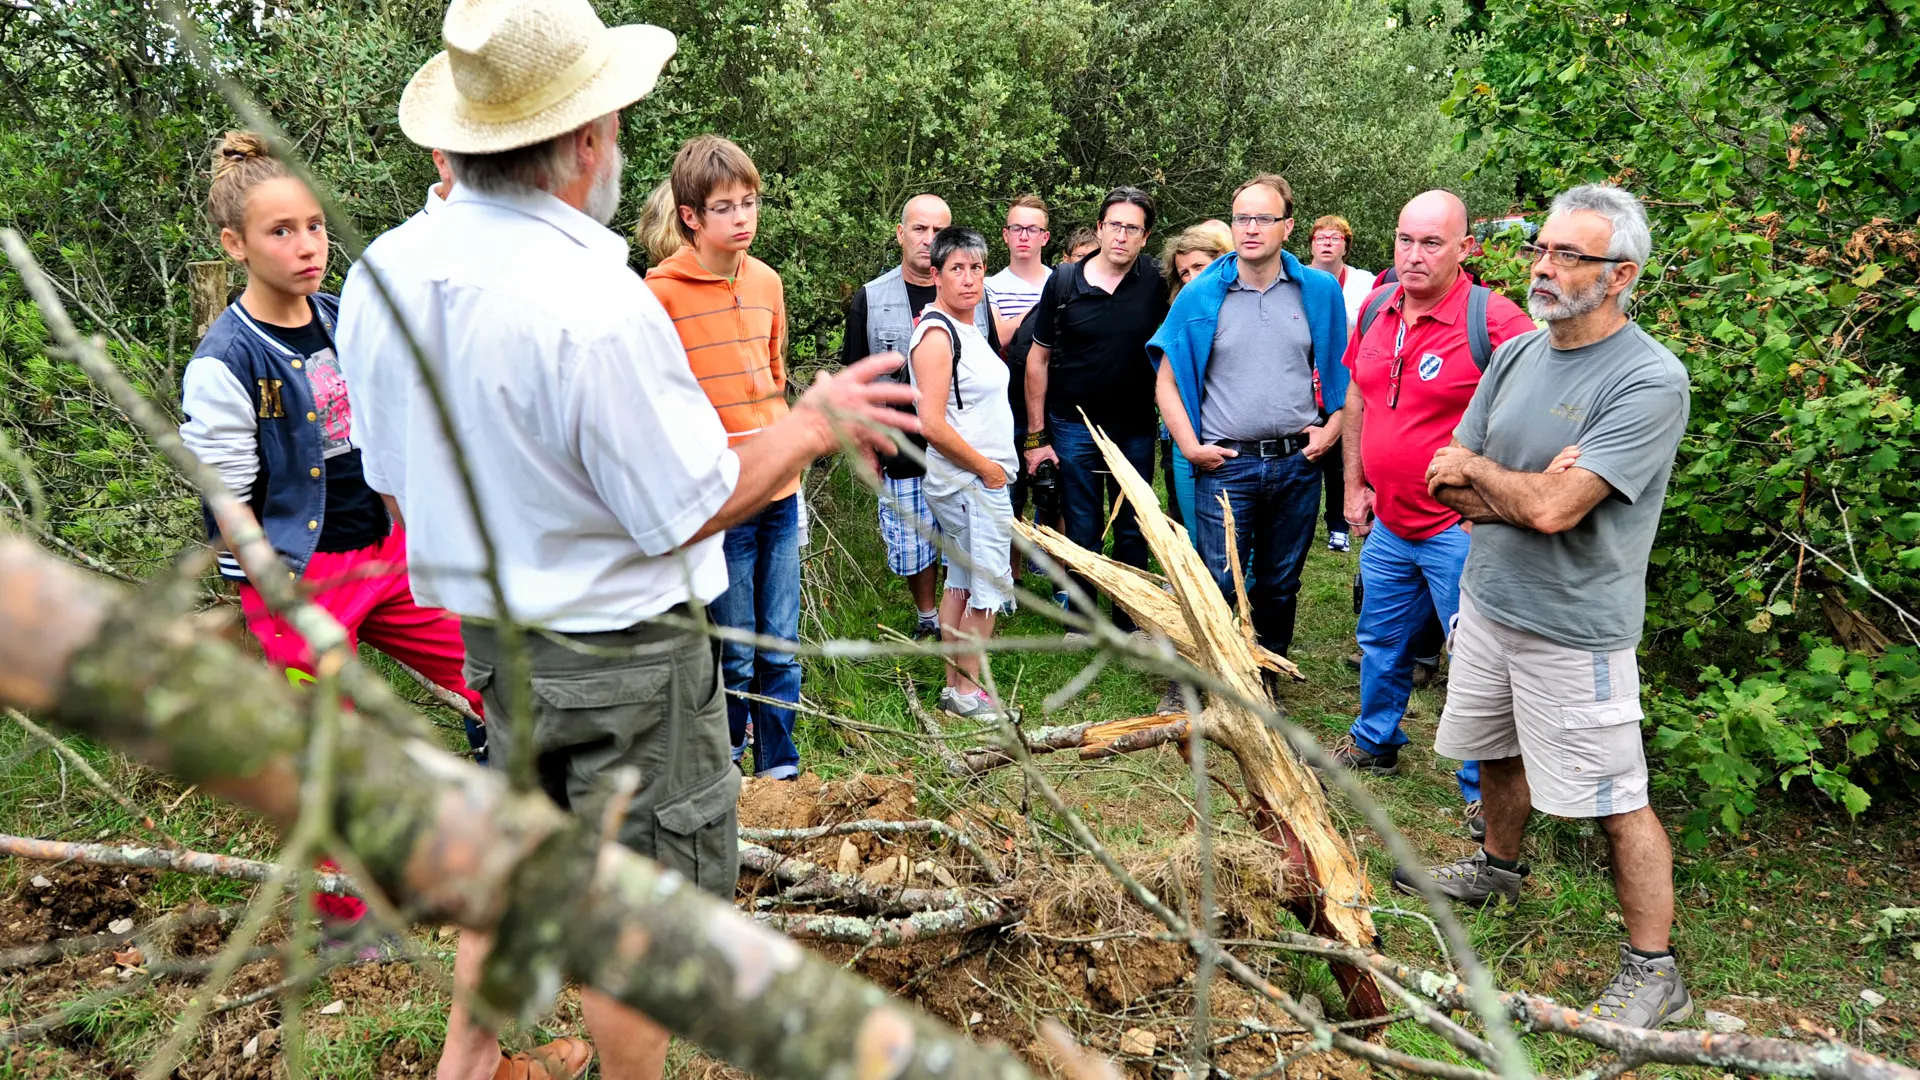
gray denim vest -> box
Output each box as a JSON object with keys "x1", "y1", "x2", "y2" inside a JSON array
[{"x1": 862, "y1": 264, "x2": 992, "y2": 357}]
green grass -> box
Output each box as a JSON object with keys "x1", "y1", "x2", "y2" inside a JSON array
[{"x1": 1, "y1": 458, "x2": 1914, "y2": 1075}]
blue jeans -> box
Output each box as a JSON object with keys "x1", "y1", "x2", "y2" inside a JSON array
[
  {"x1": 1349, "y1": 521, "x2": 1479, "y2": 802},
  {"x1": 1194, "y1": 450, "x2": 1320, "y2": 656},
  {"x1": 710, "y1": 494, "x2": 802, "y2": 779},
  {"x1": 1053, "y1": 417, "x2": 1155, "y2": 632}
]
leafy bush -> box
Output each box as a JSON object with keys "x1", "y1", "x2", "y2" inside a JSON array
[
  {"x1": 1649, "y1": 643, "x2": 1919, "y2": 847},
  {"x1": 1450, "y1": 0, "x2": 1919, "y2": 830}
]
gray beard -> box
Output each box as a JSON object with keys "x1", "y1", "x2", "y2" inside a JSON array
[
  {"x1": 583, "y1": 140, "x2": 624, "y2": 226},
  {"x1": 1528, "y1": 269, "x2": 1612, "y2": 321}
]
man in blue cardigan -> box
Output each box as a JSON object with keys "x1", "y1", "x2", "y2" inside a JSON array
[{"x1": 1149, "y1": 174, "x2": 1349, "y2": 659}]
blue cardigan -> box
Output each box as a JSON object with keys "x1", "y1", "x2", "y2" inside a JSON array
[{"x1": 1147, "y1": 250, "x2": 1350, "y2": 438}]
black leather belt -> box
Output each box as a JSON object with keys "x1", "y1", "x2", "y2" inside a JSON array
[{"x1": 1211, "y1": 435, "x2": 1307, "y2": 458}]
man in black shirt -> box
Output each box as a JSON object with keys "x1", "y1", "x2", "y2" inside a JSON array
[{"x1": 1022, "y1": 187, "x2": 1169, "y2": 633}]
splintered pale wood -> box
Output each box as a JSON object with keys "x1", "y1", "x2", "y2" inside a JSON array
[
  {"x1": 1014, "y1": 520, "x2": 1302, "y2": 681},
  {"x1": 1076, "y1": 418, "x2": 1379, "y2": 960}
]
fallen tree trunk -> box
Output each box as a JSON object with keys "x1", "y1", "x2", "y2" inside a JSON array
[
  {"x1": 954, "y1": 712, "x2": 1191, "y2": 774},
  {"x1": 0, "y1": 534, "x2": 1031, "y2": 1080},
  {"x1": 1075, "y1": 421, "x2": 1387, "y2": 1020}
]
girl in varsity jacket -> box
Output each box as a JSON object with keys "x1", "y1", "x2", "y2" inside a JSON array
[{"x1": 177, "y1": 132, "x2": 484, "y2": 949}]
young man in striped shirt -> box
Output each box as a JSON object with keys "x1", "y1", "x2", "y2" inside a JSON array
[{"x1": 645, "y1": 135, "x2": 802, "y2": 779}]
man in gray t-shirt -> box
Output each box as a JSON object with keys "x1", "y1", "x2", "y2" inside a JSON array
[
  {"x1": 1393, "y1": 185, "x2": 1698, "y2": 1033},
  {"x1": 1453, "y1": 320, "x2": 1689, "y2": 649}
]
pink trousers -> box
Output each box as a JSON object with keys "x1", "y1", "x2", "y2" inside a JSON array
[{"x1": 238, "y1": 526, "x2": 481, "y2": 923}]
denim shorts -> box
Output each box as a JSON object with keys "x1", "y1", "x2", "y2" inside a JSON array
[
  {"x1": 461, "y1": 614, "x2": 740, "y2": 898},
  {"x1": 925, "y1": 480, "x2": 1015, "y2": 612}
]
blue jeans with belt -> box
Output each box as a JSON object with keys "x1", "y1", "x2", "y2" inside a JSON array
[
  {"x1": 1052, "y1": 416, "x2": 1155, "y2": 632},
  {"x1": 710, "y1": 494, "x2": 802, "y2": 779},
  {"x1": 1349, "y1": 520, "x2": 1479, "y2": 802},
  {"x1": 1193, "y1": 446, "x2": 1321, "y2": 657}
]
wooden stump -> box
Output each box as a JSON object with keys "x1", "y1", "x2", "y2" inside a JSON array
[{"x1": 188, "y1": 261, "x2": 228, "y2": 341}]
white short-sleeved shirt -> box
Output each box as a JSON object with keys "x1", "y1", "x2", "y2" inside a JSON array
[
  {"x1": 335, "y1": 185, "x2": 737, "y2": 631},
  {"x1": 908, "y1": 309, "x2": 1016, "y2": 498},
  {"x1": 985, "y1": 265, "x2": 1051, "y2": 324},
  {"x1": 1338, "y1": 265, "x2": 1377, "y2": 325}
]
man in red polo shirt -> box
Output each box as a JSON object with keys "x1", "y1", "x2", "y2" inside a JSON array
[{"x1": 1333, "y1": 190, "x2": 1535, "y2": 839}]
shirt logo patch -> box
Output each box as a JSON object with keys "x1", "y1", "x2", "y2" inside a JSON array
[{"x1": 1417, "y1": 352, "x2": 1444, "y2": 381}]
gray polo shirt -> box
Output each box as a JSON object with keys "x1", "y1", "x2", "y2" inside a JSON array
[
  {"x1": 1456, "y1": 323, "x2": 1691, "y2": 651},
  {"x1": 1199, "y1": 269, "x2": 1318, "y2": 442}
]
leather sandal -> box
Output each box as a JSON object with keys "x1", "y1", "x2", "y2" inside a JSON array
[{"x1": 491, "y1": 1036, "x2": 593, "y2": 1080}]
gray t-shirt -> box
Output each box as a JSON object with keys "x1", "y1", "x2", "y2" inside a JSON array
[
  {"x1": 1199, "y1": 272, "x2": 1318, "y2": 442},
  {"x1": 1455, "y1": 323, "x2": 1690, "y2": 651}
]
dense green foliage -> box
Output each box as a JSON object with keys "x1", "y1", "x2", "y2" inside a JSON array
[
  {"x1": 0, "y1": 0, "x2": 1914, "y2": 842},
  {"x1": 1451, "y1": 0, "x2": 1920, "y2": 842}
]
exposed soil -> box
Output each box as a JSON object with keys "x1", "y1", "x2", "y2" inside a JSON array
[
  {"x1": 1, "y1": 864, "x2": 156, "y2": 949},
  {"x1": 1, "y1": 772, "x2": 1465, "y2": 1080}
]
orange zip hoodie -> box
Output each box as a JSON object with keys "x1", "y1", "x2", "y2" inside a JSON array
[{"x1": 646, "y1": 246, "x2": 797, "y2": 500}]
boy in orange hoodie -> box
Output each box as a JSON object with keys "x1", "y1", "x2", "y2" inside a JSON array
[{"x1": 646, "y1": 135, "x2": 803, "y2": 778}]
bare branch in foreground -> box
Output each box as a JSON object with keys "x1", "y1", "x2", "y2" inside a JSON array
[
  {"x1": 0, "y1": 832, "x2": 359, "y2": 896},
  {"x1": 0, "y1": 532, "x2": 1033, "y2": 1080},
  {"x1": 740, "y1": 818, "x2": 1006, "y2": 883}
]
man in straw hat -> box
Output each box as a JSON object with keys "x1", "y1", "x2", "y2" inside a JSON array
[{"x1": 355, "y1": 1, "x2": 919, "y2": 1077}]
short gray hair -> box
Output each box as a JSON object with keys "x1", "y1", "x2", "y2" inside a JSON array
[
  {"x1": 441, "y1": 113, "x2": 611, "y2": 195},
  {"x1": 930, "y1": 225, "x2": 988, "y2": 271},
  {"x1": 1548, "y1": 184, "x2": 1652, "y2": 310}
]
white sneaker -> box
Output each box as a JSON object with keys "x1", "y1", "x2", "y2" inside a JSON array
[
  {"x1": 1327, "y1": 531, "x2": 1351, "y2": 552},
  {"x1": 938, "y1": 687, "x2": 1000, "y2": 718}
]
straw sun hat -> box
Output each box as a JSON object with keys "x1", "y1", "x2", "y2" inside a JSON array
[{"x1": 400, "y1": 0, "x2": 677, "y2": 154}]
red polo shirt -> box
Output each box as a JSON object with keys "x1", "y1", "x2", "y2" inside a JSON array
[{"x1": 1344, "y1": 273, "x2": 1535, "y2": 540}]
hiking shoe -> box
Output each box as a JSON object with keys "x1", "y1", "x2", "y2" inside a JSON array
[
  {"x1": 938, "y1": 687, "x2": 999, "y2": 719},
  {"x1": 1411, "y1": 658, "x2": 1440, "y2": 688},
  {"x1": 1343, "y1": 650, "x2": 1362, "y2": 671},
  {"x1": 1586, "y1": 945, "x2": 1693, "y2": 1029},
  {"x1": 1327, "y1": 735, "x2": 1401, "y2": 776},
  {"x1": 912, "y1": 618, "x2": 941, "y2": 641},
  {"x1": 1391, "y1": 849, "x2": 1527, "y2": 908},
  {"x1": 1464, "y1": 800, "x2": 1486, "y2": 843},
  {"x1": 1327, "y1": 531, "x2": 1350, "y2": 552}
]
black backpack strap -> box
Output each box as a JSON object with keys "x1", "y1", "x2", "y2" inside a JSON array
[
  {"x1": 1358, "y1": 284, "x2": 1399, "y2": 339},
  {"x1": 919, "y1": 309, "x2": 965, "y2": 410},
  {"x1": 1466, "y1": 284, "x2": 1493, "y2": 371}
]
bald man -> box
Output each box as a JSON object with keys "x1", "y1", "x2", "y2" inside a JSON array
[
  {"x1": 1333, "y1": 190, "x2": 1535, "y2": 838},
  {"x1": 845, "y1": 194, "x2": 996, "y2": 638}
]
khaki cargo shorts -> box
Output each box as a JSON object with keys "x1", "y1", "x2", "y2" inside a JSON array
[
  {"x1": 1435, "y1": 591, "x2": 1649, "y2": 819},
  {"x1": 462, "y1": 611, "x2": 740, "y2": 898}
]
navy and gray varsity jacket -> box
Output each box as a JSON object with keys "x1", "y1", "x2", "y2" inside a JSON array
[{"x1": 179, "y1": 295, "x2": 342, "y2": 582}]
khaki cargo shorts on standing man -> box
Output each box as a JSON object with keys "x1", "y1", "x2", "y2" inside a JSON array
[
  {"x1": 1435, "y1": 591, "x2": 1650, "y2": 819},
  {"x1": 462, "y1": 611, "x2": 741, "y2": 897}
]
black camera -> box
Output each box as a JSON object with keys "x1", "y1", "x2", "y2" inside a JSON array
[{"x1": 1029, "y1": 459, "x2": 1061, "y2": 520}]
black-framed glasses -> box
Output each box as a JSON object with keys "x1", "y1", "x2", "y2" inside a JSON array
[
  {"x1": 703, "y1": 195, "x2": 761, "y2": 217},
  {"x1": 1231, "y1": 213, "x2": 1288, "y2": 228},
  {"x1": 1004, "y1": 224, "x2": 1048, "y2": 238},
  {"x1": 1520, "y1": 242, "x2": 1624, "y2": 268}
]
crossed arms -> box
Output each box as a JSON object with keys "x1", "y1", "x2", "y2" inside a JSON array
[{"x1": 1426, "y1": 439, "x2": 1612, "y2": 535}]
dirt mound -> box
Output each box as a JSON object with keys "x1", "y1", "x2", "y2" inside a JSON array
[{"x1": 1, "y1": 864, "x2": 155, "y2": 948}]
